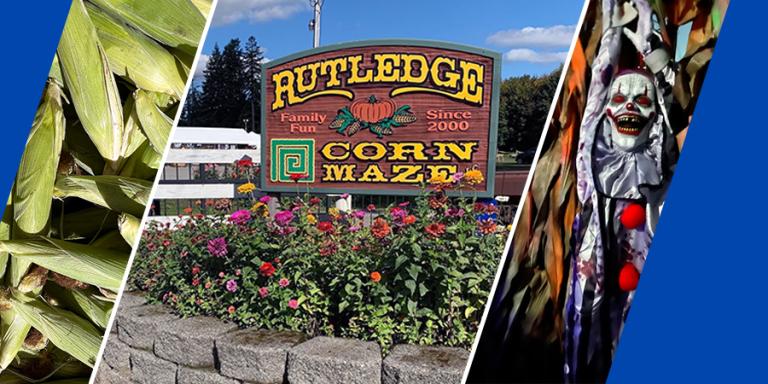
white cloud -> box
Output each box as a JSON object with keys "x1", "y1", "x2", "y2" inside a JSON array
[
  {"x1": 488, "y1": 25, "x2": 575, "y2": 48},
  {"x1": 213, "y1": 0, "x2": 308, "y2": 25},
  {"x1": 193, "y1": 54, "x2": 209, "y2": 80},
  {"x1": 504, "y1": 49, "x2": 567, "y2": 63}
]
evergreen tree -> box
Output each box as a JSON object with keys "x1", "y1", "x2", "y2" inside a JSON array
[
  {"x1": 198, "y1": 40, "x2": 247, "y2": 127},
  {"x1": 242, "y1": 36, "x2": 264, "y2": 133},
  {"x1": 179, "y1": 85, "x2": 202, "y2": 126}
]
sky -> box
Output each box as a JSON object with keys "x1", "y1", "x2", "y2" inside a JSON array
[{"x1": 195, "y1": 0, "x2": 584, "y2": 82}]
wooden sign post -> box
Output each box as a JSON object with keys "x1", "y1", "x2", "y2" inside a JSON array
[{"x1": 261, "y1": 40, "x2": 501, "y2": 196}]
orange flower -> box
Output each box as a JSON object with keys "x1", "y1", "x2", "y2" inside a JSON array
[
  {"x1": 371, "y1": 217, "x2": 391, "y2": 239},
  {"x1": 425, "y1": 222, "x2": 446, "y2": 238},
  {"x1": 183, "y1": 207, "x2": 193, "y2": 214},
  {"x1": 370, "y1": 271, "x2": 382, "y2": 283},
  {"x1": 403, "y1": 215, "x2": 416, "y2": 225}
]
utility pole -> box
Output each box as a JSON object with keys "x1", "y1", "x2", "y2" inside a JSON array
[{"x1": 309, "y1": 0, "x2": 322, "y2": 48}]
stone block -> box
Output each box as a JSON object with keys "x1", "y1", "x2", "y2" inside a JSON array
[
  {"x1": 130, "y1": 348, "x2": 177, "y2": 384},
  {"x1": 177, "y1": 366, "x2": 240, "y2": 384},
  {"x1": 287, "y1": 336, "x2": 381, "y2": 384},
  {"x1": 117, "y1": 304, "x2": 176, "y2": 350},
  {"x1": 217, "y1": 328, "x2": 306, "y2": 384},
  {"x1": 155, "y1": 316, "x2": 237, "y2": 368},
  {"x1": 102, "y1": 337, "x2": 131, "y2": 372},
  {"x1": 382, "y1": 344, "x2": 468, "y2": 384}
]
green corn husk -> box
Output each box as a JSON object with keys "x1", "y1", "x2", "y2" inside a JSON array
[
  {"x1": 0, "y1": 309, "x2": 31, "y2": 370},
  {"x1": 9, "y1": 291, "x2": 101, "y2": 367},
  {"x1": 58, "y1": 0, "x2": 124, "y2": 164},
  {"x1": 134, "y1": 89, "x2": 173, "y2": 154},
  {"x1": 0, "y1": 199, "x2": 11, "y2": 280},
  {"x1": 191, "y1": 0, "x2": 212, "y2": 17},
  {"x1": 53, "y1": 175, "x2": 151, "y2": 217},
  {"x1": 86, "y1": 3, "x2": 186, "y2": 98},
  {"x1": 88, "y1": 0, "x2": 206, "y2": 49},
  {"x1": 0, "y1": 238, "x2": 128, "y2": 291},
  {"x1": 51, "y1": 207, "x2": 118, "y2": 241},
  {"x1": 46, "y1": 284, "x2": 113, "y2": 329},
  {"x1": 91, "y1": 230, "x2": 132, "y2": 253},
  {"x1": 14, "y1": 81, "x2": 66, "y2": 236},
  {"x1": 117, "y1": 213, "x2": 141, "y2": 246}
]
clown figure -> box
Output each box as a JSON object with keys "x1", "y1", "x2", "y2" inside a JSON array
[{"x1": 563, "y1": 4, "x2": 678, "y2": 381}]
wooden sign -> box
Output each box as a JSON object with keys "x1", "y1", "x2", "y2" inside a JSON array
[{"x1": 260, "y1": 40, "x2": 501, "y2": 196}]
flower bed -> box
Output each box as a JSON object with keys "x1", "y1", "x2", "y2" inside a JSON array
[{"x1": 131, "y1": 174, "x2": 506, "y2": 352}]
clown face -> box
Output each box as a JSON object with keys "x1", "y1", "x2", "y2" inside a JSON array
[{"x1": 605, "y1": 72, "x2": 657, "y2": 151}]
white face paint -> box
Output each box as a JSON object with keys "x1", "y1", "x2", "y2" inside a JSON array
[{"x1": 605, "y1": 72, "x2": 657, "y2": 152}]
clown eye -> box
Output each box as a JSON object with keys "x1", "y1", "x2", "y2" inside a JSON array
[
  {"x1": 611, "y1": 94, "x2": 626, "y2": 104},
  {"x1": 636, "y1": 95, "x2": 652, "y2": 107}
]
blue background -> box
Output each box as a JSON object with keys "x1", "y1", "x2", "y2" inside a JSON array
[
  {"x1": 1, "y1": 2, "x2": 766, "y2": 383},
  {"x1": 0, "y1": 2, "x2": 69, "y2": 202},
  {"x1": 609, "y1": 1, "x2": 768, "y2": 382}
]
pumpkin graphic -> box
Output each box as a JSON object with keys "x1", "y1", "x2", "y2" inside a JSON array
[{"x1": 350, "y1": 95, "x2": 396, "y2": 123}]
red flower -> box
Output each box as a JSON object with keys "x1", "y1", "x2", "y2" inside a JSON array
[
  {"x1": 192, "y1": 278, "x2": 200, "y2": 286},
  {"x1": 237, "y1": 157, "x2": 254, "y2": 167},
  {"x1": 403, "y1": 215, "x2": 416, "y2": 225},
  {"x1": 316, "y1": 221, "x2": 334, "y2": 233},
  {"x1": 289, "y1": 173, "x2": 308, "y2": 182},
  {"x1": 371, "y1": 217, "x2": 391, "y2": 239},
  {"x1": 425, "y1": 223, "x2": 446, "y2": 238},
  {"x1": 370, "y1": 271, "x2": 382, "y2": 283},
  {"x1": 259, "y1": 262, "x2": 276, "y2": 277},
  {"x1": 367, "y1": 204, "x2": 376, "y2": 212},
  {"x1": 309, "y1": 197, "x2": 322, "y2": 205},
  {"x1": 192, "y1": 266, "x2": 201, "y2": 275}
]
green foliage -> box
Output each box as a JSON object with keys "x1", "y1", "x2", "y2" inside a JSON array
[
  {"x1": 497, "y1": 67, "x2": 562, "y2": 157},
  {"x1": 181, "y1": 36, "x2": 264, "y2": 131},
  {"x1": 131, "y1": 186, "x2": 505, "y2": 353}
]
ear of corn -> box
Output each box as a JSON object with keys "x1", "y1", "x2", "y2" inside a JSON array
[
  {"x1": 9, "y1": 290, "x2": 102, "y2": 367},
  {"x1": 134, "y1": 89, "x2": 173, "y2": 154},
  {"x1": 58, "y1": 0, "x2": 124, "y2": 165},
  {"x1": 88, "y1": 0, "x2": 206, "y2": 49},
  {"x1": 0, "y1": 0, "x2": 210, "y2": 379}
]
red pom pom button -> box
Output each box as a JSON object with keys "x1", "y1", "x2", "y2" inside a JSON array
[
  {"x1": 620, "y1": 203, "x2": 645, "y2": 229},
  {"x1": 618, "y1": 263, "x2": 640, "y2": 291}
]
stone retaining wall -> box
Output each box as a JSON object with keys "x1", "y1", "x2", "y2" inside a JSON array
[{"x1": 95, "y1": 293, "x2": 468, "y2": 384}]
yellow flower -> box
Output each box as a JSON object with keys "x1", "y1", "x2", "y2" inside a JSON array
[
  {"x1": 251, "y1": 201, "x2": 270, "y2": 217},
  {"x1": 328, "y1": 207, "x2": 340, "y2": 218},
  {"x1": 306, "y1": 213, "x2": 317, "y2": 224},
  {"x1": 428, "y1": 172, "x2": 451, "y2": 185},
  {"x1": 464, "y1": 169, "x2": 484, "y2": 185},
  {"x1": 237, "y1": 182, "x2": 256, "y2": 194}
]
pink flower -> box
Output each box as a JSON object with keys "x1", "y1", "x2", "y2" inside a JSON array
[
  {"x1": 259, "y1": 287, "x2": 269, "y2": 298},
  {"x1": 353, "y1": 210, "x2": 366, "y2": 219},
  {"x1": 229, "y1": 209, "x2": 251, "y2": 225},
  {"x1": 219, "y1": 272, "x2": 225, "y2": 278},
  {"x1": 274, "y1": 210, "x2": 295, "y2": 227},
  {"x1": 226, "y1": 279, "x2": 238, "y2": 292},
  {"x1": 259, "y1": 195, "x2": 272, "y2": 204},
  {"x1": 235, "y1": 269, "x2": 242, "y2": 276},
  {"x1": 288, "y1": 299, "x2": 299, "y2": 309},
  {"x1": 398, "y1": 201, "x2": 410, "y2": 207},
  {"x1": 227, "y1": 305, "x2": 236, "y2": 314},
  {"x1": 279, "y1": 278, "x2": 290, "y2": 288},
  {"x1": 341, "y1": 193, "x2": 350, "y2": 199},
  {"x1": 207, "y1": 237, "x2": 228, "y2": 257}
]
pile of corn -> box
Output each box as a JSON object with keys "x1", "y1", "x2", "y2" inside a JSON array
[{"x1": 0, "y1": 0, "x2": 210, "y2": 382}]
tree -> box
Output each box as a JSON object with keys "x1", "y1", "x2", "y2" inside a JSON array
[
  {"x1": 197, "y1": 40, "x2": 247, "y2": 127},
  {"x1": 242, "y1": 36, "x2": 264, "y2": 133},
  {"x1": 497, "y1": 67, "x2": 562, "y2": 158}
]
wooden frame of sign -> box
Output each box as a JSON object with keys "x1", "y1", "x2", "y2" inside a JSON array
[{"x1": 261, "y1": 39, "x2": 501, "y2": 197}]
